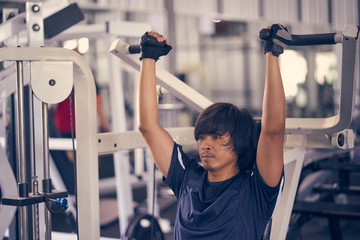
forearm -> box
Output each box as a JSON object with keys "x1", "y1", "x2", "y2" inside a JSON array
[
  {"x1": 96, "y1": 95, "x2": 110, "y2": 131},
  {"x1": 262, "y1": 53, "x2": 286, "y2": 134},
  {"x1": 138, "y1": 58, "x2": 160, "y2": 132},
  {"x1": 135, "y1": 31, "x2": 174, "y2": 177}
]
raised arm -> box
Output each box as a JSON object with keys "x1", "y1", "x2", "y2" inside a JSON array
[
  {"x1": 138, "y1": 32, "x2": 174, "y2": 177},
  {"x1": 256, "y1": 24, "x2": 289, "y2": 187}
]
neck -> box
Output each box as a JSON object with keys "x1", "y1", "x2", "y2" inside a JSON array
[{"x1": 207, "y1": 167, "x2": 239, "y2": 182}]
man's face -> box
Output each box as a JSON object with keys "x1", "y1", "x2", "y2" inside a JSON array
[{"x1": 197, "y1": 132, "x2": 238, "y2": 175}]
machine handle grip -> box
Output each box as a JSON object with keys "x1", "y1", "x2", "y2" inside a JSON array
[
  {"x1": 127, "y1": 34, "x2": 168, "y2": 54},
  {"x1": 259, "y1": 28, "x2": 342, "y2": 46},
  {"x1": 128, "y1": 44, "x2": 141, "y2": 54}
]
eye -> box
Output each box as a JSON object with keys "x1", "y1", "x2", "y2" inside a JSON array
[
  {"x1": 214, "y1": 134, "x2": 222, "y2": 139},
  {"x1": 197, "y1": 135, "x2": 205, "y2": 140}
]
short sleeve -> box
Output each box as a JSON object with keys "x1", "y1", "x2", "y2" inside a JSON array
[
  {"x1": 250, "y1": 163, "x2": 284, "y2": 219},
  {"x1": 163, "y1": 142, "x2": 194, "y2": 198}
]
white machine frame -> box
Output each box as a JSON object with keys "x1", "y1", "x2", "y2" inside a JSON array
[
  {"x1": 0, "y1": 47, "x2": 100, "y2": 240},
  {"x1": 109, "y1": 24, "x2": 359, "y2": 136}
]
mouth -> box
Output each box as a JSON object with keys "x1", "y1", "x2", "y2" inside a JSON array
[{"x1": 201, "y1": 154, "x2": 215, "y2": 160}]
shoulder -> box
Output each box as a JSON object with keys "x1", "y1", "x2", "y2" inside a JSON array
[{"x1": 171, "y1": 142, "x2": 201, "y2": 170}]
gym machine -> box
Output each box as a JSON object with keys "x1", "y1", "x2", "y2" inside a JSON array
[
  {"x1": 0, "y1": 1, "x2": 96, "y2": 240},
  {"x1": 0, "y1": 46, "x2": 99, "y2": 240}
]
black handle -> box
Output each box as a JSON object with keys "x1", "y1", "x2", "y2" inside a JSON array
[
  {"x1": 128, "y1": 34, "x2": 168, "y2": 54},
  {"x1": 259, "y1": 28, "x2": 338, "y2": 46},
  {"x1": 128, "y1": 44, "x2": 141, "y2": 54}
]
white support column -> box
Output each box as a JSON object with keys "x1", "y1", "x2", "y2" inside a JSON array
[
  {"x1": 107, "y1": 36, "x2": 134, "y2": 236},
  {"x1": 270, "y1": 145, "x2": 307, "y2": 240},
  {"x1": 73, "y1": 62, "x2": 99, "y2": 240}
]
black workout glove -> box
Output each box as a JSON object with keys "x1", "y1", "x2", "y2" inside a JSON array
[
  {"x1": 263, "y1": 24, "x2": 292, "y2": 57},
  {"x1": 140, "y1": 32, "x2": 172, "y2": 61}
]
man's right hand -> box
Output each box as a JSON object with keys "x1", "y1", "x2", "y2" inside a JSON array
[{"x1": 140, "y1": 31, "x2": 172, "y2": 61}]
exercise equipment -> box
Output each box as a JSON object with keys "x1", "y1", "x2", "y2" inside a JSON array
[
  {"x1": 125, "y1": 214, "x2": 164, "y2": 240},
  {"x1": 0, "y1": 45, "x2": 99, "y2": 240},
  {"x1": 0, "y1": 53, "x2": 71, "y2": 240},
  {"x1": 289, "y1": 149, "x2": 360, "y2": 240},
  {"x1": 0, "y1": 2, "x2": 90, "y2": 240},
  {"x1": 44, "y1": 3, "x2": 84, "y2": 39},
  {"x1": 109, "y1": 25, "x2": 359, "y2": 137},
  {"x1": 259, "y1": 27, "x2": 343, "y2": 46}
]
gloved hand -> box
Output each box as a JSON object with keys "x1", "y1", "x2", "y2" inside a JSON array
[
  {"x1": 140, "y1": 32, "x2": 172, "y2": 61},
  {"x1": 263, "y1": 24, "x2": 292, "y2": 57}
]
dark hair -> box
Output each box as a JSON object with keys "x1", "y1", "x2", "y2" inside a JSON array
[{"x1": 194, "y1": 102, "x2": 258, "y2": 171}]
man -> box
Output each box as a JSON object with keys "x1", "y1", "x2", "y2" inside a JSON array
[{"x1": 138, "y1": 24, "x2": 289, "y2": 239}]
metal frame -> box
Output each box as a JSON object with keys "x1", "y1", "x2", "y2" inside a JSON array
[
  {"x1": 45, "y1": 21, "x2": 152, "y2": 41},
  {"x1": 44, "y1": 21, "x2": 154, "y2": 236},
  {"x1": 109, "y1": 39, "x2": 213, "y2": 112},
  {"x1": 0, "y1": 47, "x2": 100, "y2": 240},
  {"x1": 110, "y1": 24, "x2": 359, "y2": 135},
  {"x1": 270, "y1": 146, "x2": 307, "y2": 240},
  {"x1": 285, "y1": 25, "x2": 359, "y2": 135},
  {"x1": 0, "y1": 0, "x2": 71, "y2": 43},
  {"x1": 0, "y1": 18, "x2": 152, "y2": 238}
]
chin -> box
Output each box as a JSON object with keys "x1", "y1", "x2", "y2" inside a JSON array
[{"x1": 200, "y1": 162, "x2": 214, "y2": 171}]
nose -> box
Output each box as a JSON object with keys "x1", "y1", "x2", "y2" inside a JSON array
[{"x1": 201, "y1": 136, "x2": 212, "y2": 150}]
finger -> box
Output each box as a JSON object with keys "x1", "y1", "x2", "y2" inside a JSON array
[
  {"x1": 165, "y1": 38, "x2": 172, "y2": 46},
  {"x1": 147, "y1": 31, "x2": 162, "y2": 40},
  {"x1": 147, "y1": 31, "x2": 155, "y2": 37},
  {"x1": 157, "y1": 36, "x2": 164, "y2": 42},
  {"x1": 147, "y1": 31, "x2": 167, "y2": 43}
]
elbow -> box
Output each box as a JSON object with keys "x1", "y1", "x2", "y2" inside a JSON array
[
  {"x1": 261, "y1": 121, "x2": 285, "y2": 136},
  {"x1": 138, "y1": 124, "x2": 149, "y2": 136},
  {"x1": 138, "y1": 122, "x2": 157, "y2": 137},
  {"x1": 262, "y1": 127, "x2": 285, "y2": 136}
]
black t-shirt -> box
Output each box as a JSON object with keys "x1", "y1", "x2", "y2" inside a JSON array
[{"x1": 163, "y1": 142, "x2": 284, "y2": 240}]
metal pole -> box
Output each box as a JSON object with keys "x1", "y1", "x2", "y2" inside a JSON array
[
  {"x1": 42, "y1": 102, "x2": 49, "y2": 179},
  {"x1": 16, "y1": 61, "x2": 27, "y2": 188},
  {"x1": 42, "y1": 102, "x2": 52, "y2": 240},
  {"x1": 15, "y1": 60, "x2": 29, "y2": 240},
  {"x1": 30, "y1": 68, "x2": 40, "y2": 240},
  {"x1": 32, "y1": 176, "x2": 40, "y2": 240}
]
